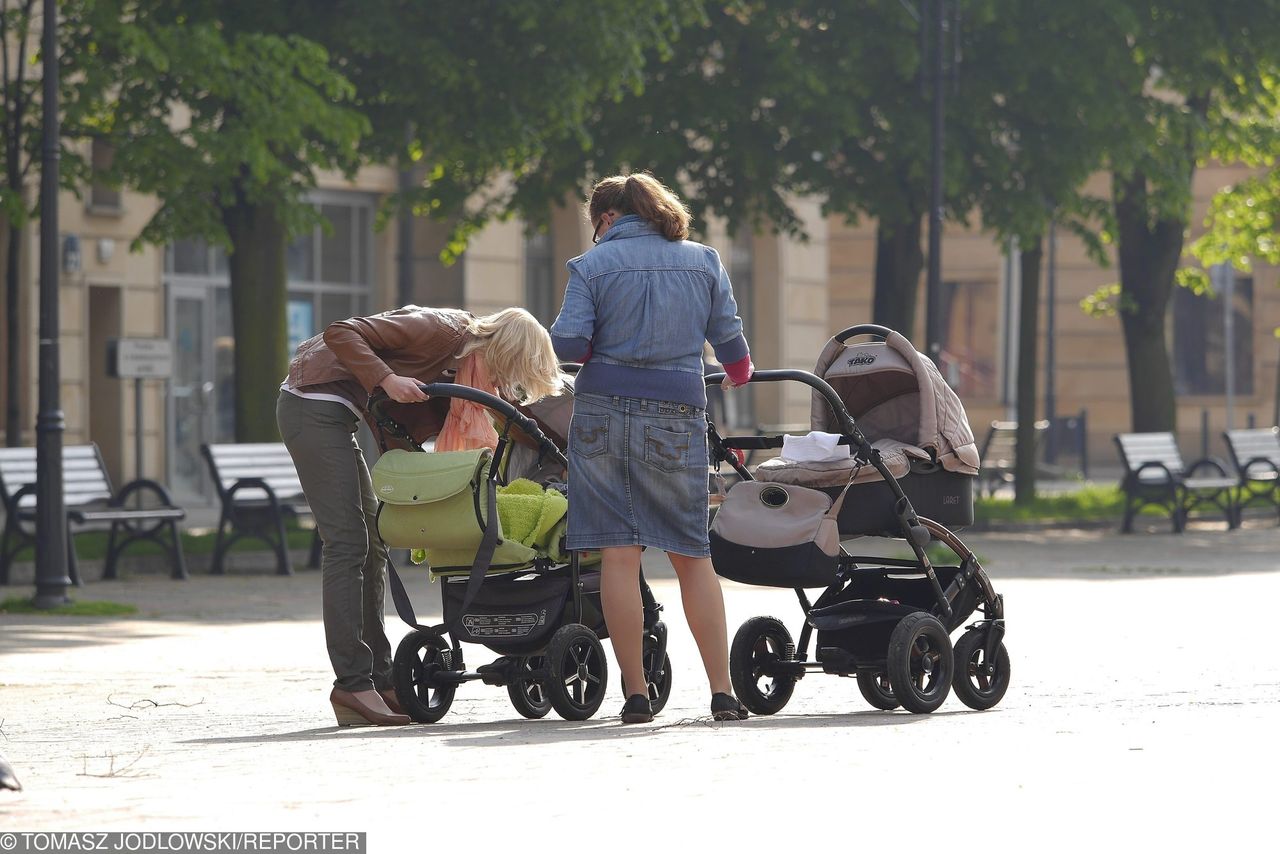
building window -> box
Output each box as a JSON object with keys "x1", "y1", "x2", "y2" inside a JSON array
[
  {"x1": 524, "y1": 226, "x2": 555, "y2": 325},
  {"x1": 939, "y1": 280, "x2": 999, "y2": 399},
  {"x1": 1173, "y1": 268, "x2": 1254, "y2": 396},
  {"x1": 88, "y1": 140, "x2": 122, "y2": 213}
]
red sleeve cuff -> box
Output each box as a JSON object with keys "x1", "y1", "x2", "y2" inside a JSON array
[{"x1": 724, "y1": 354, "x2": 753, "y2": 385}]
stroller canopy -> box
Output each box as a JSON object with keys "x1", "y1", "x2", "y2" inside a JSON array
[{"x1": 810, "y1": 330, "x2": 979, "y2": 475}]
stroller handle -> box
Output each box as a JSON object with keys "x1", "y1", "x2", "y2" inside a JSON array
[
  {"x1": 834, "y1": 324, "x2": 893, "y2": 343},
  {"x1": 704, "y1": 368, "x2": 857, "y2": 435},
  {"x1": 369, "y1": 384, "x2": 568, "y2": 468}
]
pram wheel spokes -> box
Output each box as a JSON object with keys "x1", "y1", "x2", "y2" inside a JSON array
[
  {"x1": 507, "y1": 655, "x2": 552, "y2": 719},
  {"x1": 546, "y1": 624, "x2": 609, "y2": 721},
  {"x1": 951, "y1": 628, "x2": 1011, "y2": 711},
  {"x1": 886, "y1": 613, "x2": 954, "y2": 714},
  {"x1": 729, "y1": 616, "x2": 799, "y2": 716},
  {"x1": 856, "y1": 670, "x2": 901, "y2": 711},
  {"x1": 393, "y1": 629, "x2": 458, "y2": 724}
]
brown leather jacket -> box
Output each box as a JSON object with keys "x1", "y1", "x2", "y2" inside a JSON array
[{"x1": 287, "y1": 306, "x2": 473, "y2": 444}]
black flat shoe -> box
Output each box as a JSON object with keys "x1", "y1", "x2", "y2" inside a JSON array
[
  {"x1": 711, "y1": 692, "x2": 749, "y2": 721},
  {"x1": 621, "y1": 693, "x2": 654, "y2": 724}
]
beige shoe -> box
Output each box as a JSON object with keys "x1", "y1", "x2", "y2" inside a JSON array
[
  {"x1": 379, "y1": 688, "x2": 405, "y2": 716},
  {"x1": 330, "y1": 688, "x2": 410, "y2": 726}
]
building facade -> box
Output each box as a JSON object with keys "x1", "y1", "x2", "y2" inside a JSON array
[{"x1": 2, "y1": 152, "x2": 1275, "y2": 507}]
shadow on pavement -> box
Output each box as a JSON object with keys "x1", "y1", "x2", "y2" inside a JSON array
[{"x1": 181, "y1": 708, "x2": 959, "y2": 747}]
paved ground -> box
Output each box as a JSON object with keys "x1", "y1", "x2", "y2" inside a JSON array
[{"x1": 2, "y1": 522, "x2": 1278, "y2": 852}]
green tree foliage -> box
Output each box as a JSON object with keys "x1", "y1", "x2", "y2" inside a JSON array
[
  {"x1": 1085, "y1": 2, "x2": 1280, "y2": 433},
  {"x1": 311, "y1": 0, "x2": 690, "y2": 262},
  {"x1": 76, "y1": 0, "x2": 688, "y2": 440},
  {"x1": 2, "y1": 0, "x2": 101, "y2": 444},
  {"x1": 74, "y1": 1, "x2": 370, "y2": 441}
]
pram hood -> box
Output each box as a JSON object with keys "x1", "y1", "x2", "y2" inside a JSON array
[{"x1": 809, "y1": 329, "x2": 979, "y2": 475}]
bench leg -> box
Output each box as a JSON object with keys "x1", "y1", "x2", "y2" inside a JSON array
[
  {"x1": 167, "y1": 520, "x2": 189, "y2": 580},
  {"x1": 0, "y1": 518, "x2": 14, "y2": 585},
  {"x1": 210, "y1": 506, "x2": 233, "y2": 576},
  {"x1": 1121, "y1": 495, "x2": 1136, "y2": 534},
  {"x1": 103, "y1": 521, "x2": 122, "y2": 581},
  {"x1": 273, "y1": 512, "x2": 293, "y2": 577},
  {"x1": 67, "y1": 528, "x2": 83, "y2": 587}
]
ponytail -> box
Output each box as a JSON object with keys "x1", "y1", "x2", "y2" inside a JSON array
[{"x1": 587, "y1": 172, "x2": 691, "y2": 242}]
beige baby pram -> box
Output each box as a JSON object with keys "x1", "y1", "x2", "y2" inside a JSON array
[{"x1": 705, "y1": 325, "x2": 1008, "y2": 716}]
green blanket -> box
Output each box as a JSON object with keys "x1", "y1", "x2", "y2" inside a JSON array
[{"x1": 495, "y1": 478, "x2": 569, "y2": 551}]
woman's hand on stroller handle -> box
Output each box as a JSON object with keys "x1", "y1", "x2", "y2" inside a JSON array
[{"x1": 380, "y1": 374, "x2": 431, "y2": 404}]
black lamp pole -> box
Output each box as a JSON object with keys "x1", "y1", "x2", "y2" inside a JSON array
[
  {"x1": 34, "y1": 0, "x2": 70, "y2": 608},
  {"x1": 924, "y1": 0, "x2": 946, "y2": 367}
]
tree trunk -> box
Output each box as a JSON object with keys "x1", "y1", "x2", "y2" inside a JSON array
[
  {"x1": 1014, "y1": 239, "x2": 1042, "y2": 506},
  {"x1": 3, "y1": 220, "x2": 20, "y2": 446},
  {"x1": 223, "y1": 199, "x2": 289, "y2": 442},
  {"x1": 872, "y1": 217, "x2": 924, "y2": 341},
  {"x1": 1113, "y1": 170, "x2": 1186, "y2": 433}
]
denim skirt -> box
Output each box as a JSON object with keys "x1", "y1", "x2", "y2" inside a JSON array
[{"x1": 566, "y1": 392, "x2": 710, "y2": 557}]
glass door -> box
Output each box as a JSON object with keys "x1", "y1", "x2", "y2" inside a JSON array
[{"x1": 168, "y1": 283, "x2": 236, "y2": 504}]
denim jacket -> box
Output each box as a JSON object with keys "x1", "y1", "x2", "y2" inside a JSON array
[{"x1": 550, "y1": 215, "x2": 749, "y2": 408}]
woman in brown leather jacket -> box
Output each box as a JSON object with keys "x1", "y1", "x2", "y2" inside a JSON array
[{"x1": 277, "y1": 306, "x2": 562, "y2": 726}]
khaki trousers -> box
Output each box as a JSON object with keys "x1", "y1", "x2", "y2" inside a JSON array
[{"x1": 276, "y1": 391, "x2": 391, "y2": 693}]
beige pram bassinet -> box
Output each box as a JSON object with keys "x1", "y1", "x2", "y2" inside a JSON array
[{"x1": 753, "y1": 325, "x2": 980, "y2": 535}]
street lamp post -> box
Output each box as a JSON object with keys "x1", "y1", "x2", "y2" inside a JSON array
[
  {"x1": 924, "y1": 0, "x2": 946, "y2": 367},
  {"x1": 1044, "y1": 215, "x2": 1057, "y2": 462},
  {"x1": 33, "y1": 0, "x2": 71, "y2": 608}
]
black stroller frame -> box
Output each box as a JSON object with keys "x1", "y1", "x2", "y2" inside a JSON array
[
  {"x1": 705, "y1": 326, "x2": 1008, "y2": 715},
  {"x1": 369, "y1": 383, "x2": 671, "y2": 723}
]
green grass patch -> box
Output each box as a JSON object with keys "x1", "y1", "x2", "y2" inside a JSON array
[
  {"x1": 974, "y1": 484, "x2": 1128, "y2": 522},
  {"x1": 5, "y1": 520, "x2": 315, "y2": 563},
  {"x1": 0, "y1": 596, "x2": 138, "y2": 616}
]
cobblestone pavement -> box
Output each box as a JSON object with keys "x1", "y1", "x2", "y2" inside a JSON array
[{"x1": 1, "y1": 524, "x2": 1277, "y2": 852}]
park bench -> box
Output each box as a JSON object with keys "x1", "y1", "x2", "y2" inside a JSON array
[
  {"x1": 201, "y1": 443, "x2": 320, "y2": 576},
  {"x1": 0, "y1": 444, "x2": 187, "y2": 584},
  {"x1": 1222, "y1": 426, "x2": 1280, "y2": 525},
  {"x1": 1114, "y1": 432, "x2": 1237, "y2": 533},
  {"x1": 977, "y1": 420, "x2": 1048, "y2": 496}
]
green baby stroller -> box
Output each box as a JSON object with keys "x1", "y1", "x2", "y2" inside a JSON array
[{"x1": 370, "y1": 382, "x2": 671, "y2": 723}]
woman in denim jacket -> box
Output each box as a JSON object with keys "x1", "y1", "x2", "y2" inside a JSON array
[{"x1": 551, "y1": 173, "x2": 752, "y2": 723}]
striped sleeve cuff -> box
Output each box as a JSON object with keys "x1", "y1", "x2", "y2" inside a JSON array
[
  {"x1": 552, "y1": 334, "x2": 592, "y2": 363},
  {"x1": 711, "y1": 333, "x2": 749, "y2": 366}
]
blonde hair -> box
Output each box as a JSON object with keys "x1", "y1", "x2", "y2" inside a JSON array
[
  {"x1": 587, "y1": 172, "x2": 691, "y2": 241},
  {"x1": 461, "y1": 308, "x2": 563, "y2": 403}
]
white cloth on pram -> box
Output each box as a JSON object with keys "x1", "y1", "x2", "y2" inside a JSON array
[
  {"x1": 756, "y1": 438, "x2": 931, "y2": 488},
  {"x1": 781, "y1": 431, "x2": 851, "y2": 462}
]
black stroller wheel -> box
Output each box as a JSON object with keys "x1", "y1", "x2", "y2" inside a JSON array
[
  {"x1": 393, "y1": 629, "x2": 457, "y2": 723},
  {"x1": 507, "y1": 655, "x2": 552, "y2": 719},
  {"x1": 546, "y1": 624, "x2": 608, "y2": 721},
  {"x1": 952, "y1": 628, "x2": 1011, "y2": 710},
  {"x1": 729, "y1": 616, "x2": 796, "y2": 716},
  {"x1": 886, "y1": 612, "x2": 954, "y2": 714},
  {"x1": 856, "y1": 670, "x2": 901, "y2": 711}
]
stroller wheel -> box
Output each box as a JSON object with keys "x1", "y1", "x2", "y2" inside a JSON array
[
  {"x1": 546, "y1": 624, "x2": 609, "y2": 721},
  {"x1": 856, "y1": 671, "x2": 900, "y2": 711},
  {"x1": 507, "y1": 655, "x2": 552, "y2": 719},
  {"x1": 951, "y1": 628, "x2": 1011, "y2": 710},
  {"x1": 729, "y1": 616, "x2": 797, "y2": 716},
  {"x1": 886, "y1": 612, "x2": 954, "y2": 714},
  {"x1": 393, "y1": 630, "x2": 457, "y2": 723}
]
